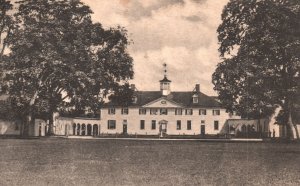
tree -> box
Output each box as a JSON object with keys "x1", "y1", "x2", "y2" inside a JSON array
[
  {"x1": 212, "y1": 0, "x2": 300, "y2": 139},
  {"x1": 0, "y1": 0, "x2": 13, "y2": 58},
  {"x1": 2, "y1": 0, "x2": 133, "y2": 136},
  {"x1": 108, "y1": 83, "x2": 134, "y2": 106}
]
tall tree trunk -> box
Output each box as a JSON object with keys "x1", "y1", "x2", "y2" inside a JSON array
[
  {"x1": 47, "y1": 110, "x2": 55, "y2": 136},
  {"x1": 20, "y1": 91, "x2": 38, "y2": 137},
  {"x1": 20, "y1": 108, "x2": 35, "y2": 137},
  {"x1": 286, "y1": 101, "x2": 299, "y2": 140},
  {"x1": 20, "y1": 115, "x2": 29, "y2": 137}
]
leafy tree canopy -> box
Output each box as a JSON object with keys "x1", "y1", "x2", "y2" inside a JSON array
[
  {"x1": 213, "y1": 0, "x2": 300, "y2": 139},
  {"x1": 1, "y1": 0, "x2": 134, "y2": 135},
  {"x1": 0, "y1": 0, "x2": 13, "y2": 58}
]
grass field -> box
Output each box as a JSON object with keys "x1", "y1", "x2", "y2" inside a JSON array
[{"x1": 0, "y1": 138, "x2": 300, "y2": 186}]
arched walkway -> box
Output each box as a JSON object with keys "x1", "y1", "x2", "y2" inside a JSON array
[
  {"x1": 93, "y1": 124, "x2": 99, "y2": 136},
  {"x1": 73, "y1": 123, "x2": 76, "y2": 135},
  {"x1": 241, "y1": 125, "x2": 247, "y2": 133},
  {"x1": 81, "y1": 124, "x2": 86, "y2": 136},
  {"x1": 77, "y1": 124, "x2": 80, "y2": 135},
  {"x1": 87, "y1": 124, "x2": 92, "y2": 136}
]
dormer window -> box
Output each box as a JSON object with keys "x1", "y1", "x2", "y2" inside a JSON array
[
  {"x1": 192, "y1": 94, "x2": 198, "y2": 104},
  {"x1": 132, "y1": 96, "x2": 137, "y2": 103}
]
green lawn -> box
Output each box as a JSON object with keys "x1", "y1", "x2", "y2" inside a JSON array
[{"x1": 0, "y1": 138, "x2": 300, "y2": 186}]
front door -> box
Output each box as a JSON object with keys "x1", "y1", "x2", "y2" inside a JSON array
[
  {"x1": 161, "y1": 123, "x2": 167, "y2": 134},
  {"x1": 201, "y1": 125, "x2": 205, "y2": 135},
  {"x1": 123, "y1": 124, "x2": 127, "y2": 134},
  {"x1": 159, "y1": 120, "x2": 168, "y2": 137}
]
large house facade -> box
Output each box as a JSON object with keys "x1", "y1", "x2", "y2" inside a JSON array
[
  {"x1": 4, "y1": 66, "x2": 294, "y2": 138},
  {"x1": 100, "y1": 73, "x2": 240, "y2": 137}
]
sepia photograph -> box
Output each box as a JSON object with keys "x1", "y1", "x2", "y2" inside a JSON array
[{"x1": 0, "y1": 0, "x2": 299, "y2": 185}]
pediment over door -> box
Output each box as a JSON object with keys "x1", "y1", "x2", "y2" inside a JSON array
[{"x1": 159, "y1": 120, "x2": 168, "y2": 124}]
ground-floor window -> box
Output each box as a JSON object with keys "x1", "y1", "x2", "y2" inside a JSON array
[
  {"x1": 214, "y1": 121, "x2": 219, "y2": 130},
  {"x1": 108, "y1": 120, "x2": 116, "y2": 129},
  {"x1": 151, "y1": 120, "x2": 156, "y2": 130},
  {"x1": 140, "y1": 120, "x2": 145, "y2": 130},
  {"x1": 187, "y1": 120, "x2": 192, "y2": 130},
  {"x1": 177, "y1": 120, "x2": 181, "y2": 130}
]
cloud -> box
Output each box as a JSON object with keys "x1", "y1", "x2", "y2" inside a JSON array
[
  {"x1": 82, "y1": 0, "x2": 229, "y2": 95},
  {"x1": 130, "y1": 45, "x2": 219, "y2": 93}
]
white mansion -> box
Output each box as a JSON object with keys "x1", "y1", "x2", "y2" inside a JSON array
[
  {"x1": 99, "y1": 73, "x2": 240, "y2": 137},
  {"x1": 1, "y1": 64, "x2": 293, "y2": 138},
  {"x1": 5, "y1": 66, "x2": 285, "y2": 138}
]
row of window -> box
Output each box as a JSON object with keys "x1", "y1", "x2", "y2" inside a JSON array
[
  {"x1": 107, "y1": 120, "x2": 219, "y2": 130},
  {"x1": 108, "y1": 108, "x2": 221, "y2": 116},
  {"x1": 175, "y1": 120, "x2": 219, "y2": 130}
]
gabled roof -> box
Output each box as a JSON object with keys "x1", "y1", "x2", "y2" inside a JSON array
[{"x1": 104, "y1": 91, "x2": 222, "y2": 108}]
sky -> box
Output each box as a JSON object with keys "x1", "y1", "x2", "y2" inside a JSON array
[{"x1": 20, "y1": 0, "x2": 231, "y2": 96}]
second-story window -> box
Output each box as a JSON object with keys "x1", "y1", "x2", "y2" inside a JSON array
[
  {"x1": 121, "y1": 108, "x2": 129, "y2": 115},
  {"x1": 185, "y1": 109, "x2": 193, "y2": 115},
  {"x1": 213, "y1": 110, "x2": 220, "y2": 116},
  {"x1": 108, "y1": 108, "x2": 115, "y2": 115},
  {"x1": 175, "y1": 108, "x2": 182, "y2": 115},
  {"x1": 139, "y1": 108, "x2": 147, "y2": 115},
  {"x1": 150, "y1": 108, "x2": 158, "y2": 115},
  {"x1": 160, "y1": 108, "x2": 168, "y2": 115},
  {"x1": 199, "y1": 109, "x2": 207, "y2": 115}
]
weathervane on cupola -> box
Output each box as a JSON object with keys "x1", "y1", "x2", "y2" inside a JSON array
[{"x1": 160, "y1": 63, "x2": 171, "y2": 96}]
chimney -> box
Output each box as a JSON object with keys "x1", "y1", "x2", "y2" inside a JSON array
[
  {"x1": 130, "y1": 84, "x2": 136, "y2": 91},
  {"x1": 195, "y1": 84, "x2": 200, "y2": 92}
]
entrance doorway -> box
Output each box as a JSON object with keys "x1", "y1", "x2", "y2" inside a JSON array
[
  {"x1": 201, "y1": 125, "x2": 205, "y2": 135},
  {"x1": 39, "y1": 124, "x2": 42, "y2": 136},
  {"x1": 122, "y1": 120, "x2": 127, "y2": 134},
  {"x1": 123, "y1": 124, "x2": 127, "y2": 134},
  {"x1": 159, "y1": 120, "x2": 168, "y2": 137}
]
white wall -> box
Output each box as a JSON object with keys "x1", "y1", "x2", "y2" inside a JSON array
[
  {"x1": 101, "y1": 107, "x2": 235, "y2": 135},
  {"x1": 55, "y1": 117, "x2": 100, "y2": 136}
]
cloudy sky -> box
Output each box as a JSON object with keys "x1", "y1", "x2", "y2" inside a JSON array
[{"x1": 83, "y1": 0, "x2": 229, "y2": 95}]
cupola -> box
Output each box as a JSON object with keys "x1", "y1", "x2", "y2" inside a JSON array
[
  {"x1": 192, "y1": 84, "x2": 200, "y2": 104},
  {"x1": 160, "y1": 63, "x2": 171, "y2": 96}
]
